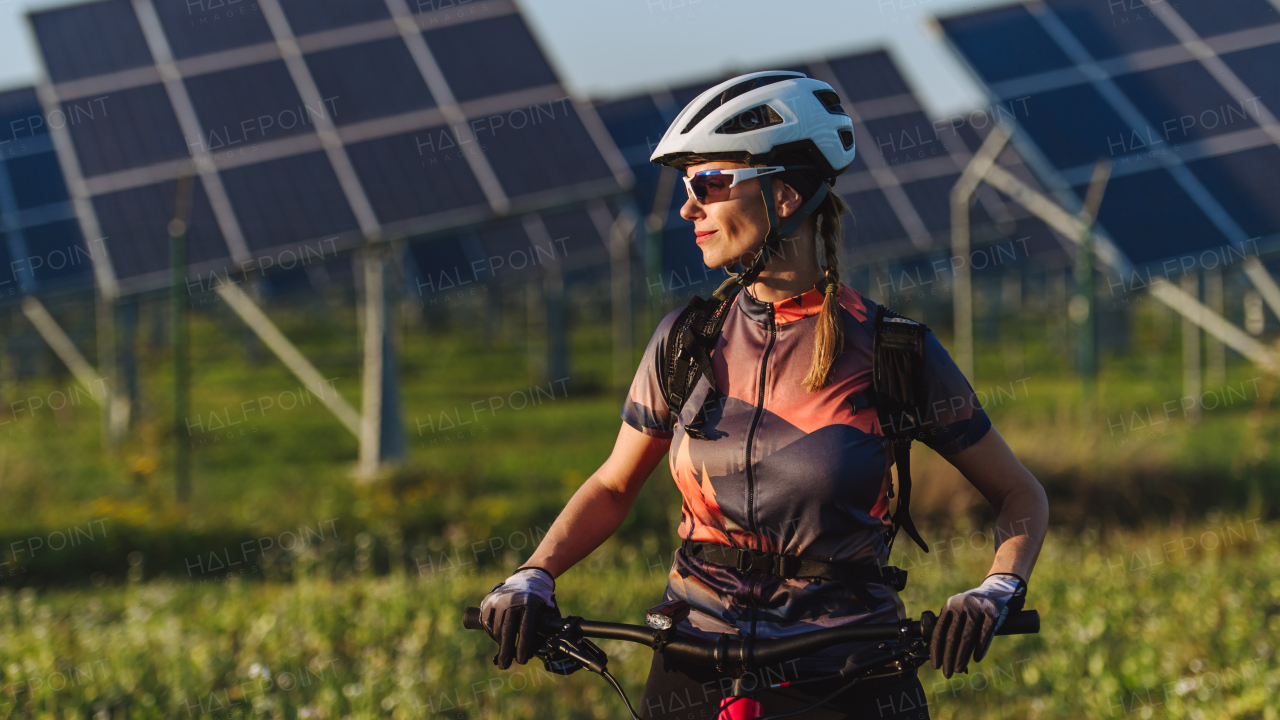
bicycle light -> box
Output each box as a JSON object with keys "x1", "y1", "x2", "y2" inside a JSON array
[{"x1": 645, "y1": 599, "x2": 691, "y2": 630}]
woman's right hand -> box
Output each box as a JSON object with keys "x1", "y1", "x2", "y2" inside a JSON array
[{"x1": 478, "y1": 567, "x2": 558, "y2": 669}]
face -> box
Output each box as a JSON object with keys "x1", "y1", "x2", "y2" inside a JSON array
[{"x1": 679, "y1": 161, "x2": 803, "y2": 270}]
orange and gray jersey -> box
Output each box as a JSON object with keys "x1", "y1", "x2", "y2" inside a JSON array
[{"x1": 621, "y1": 283, "x2": 991, "y2": 673}]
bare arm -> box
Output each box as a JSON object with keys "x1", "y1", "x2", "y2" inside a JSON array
[
  {"x1": 522, "y1": 423, "x2": 672, "y2": 579},
  {"x1": 943, "y1": 426, "x2": 1049, "y2": 582}
]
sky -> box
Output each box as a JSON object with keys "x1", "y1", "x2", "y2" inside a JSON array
[{"x1": 0, "y1": 0, "x2": 1014, "y2": 118}]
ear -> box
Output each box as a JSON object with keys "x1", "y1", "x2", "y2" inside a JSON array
[{"x1": 774, "y1": 181, "x2": 803, "y2": 219}]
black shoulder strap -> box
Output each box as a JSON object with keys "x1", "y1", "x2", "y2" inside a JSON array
[
  {"x1": 870, "y1": 304, "x2": 931, "y2": 555},
  {"x1": 660, "y1": 286, "x2": 741, "y2": 439}
]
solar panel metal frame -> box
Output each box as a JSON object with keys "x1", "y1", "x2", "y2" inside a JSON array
[
  {"x1": 935, "y1": 0, "x2": 1280, "y2": 274},
  {"x1": 26, "y1": 0, "x2": 633, "y2": 299}
]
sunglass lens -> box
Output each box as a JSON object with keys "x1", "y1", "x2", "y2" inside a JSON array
[{"x1": 690, "y1": 174, "x2": 731, "y2": 203}]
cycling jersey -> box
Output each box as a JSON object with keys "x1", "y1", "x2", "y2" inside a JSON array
[{"x1": 621, "y1": 282, "x2": 991, "y2": 673}]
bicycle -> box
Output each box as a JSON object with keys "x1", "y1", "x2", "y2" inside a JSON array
[{"x1": 462, "y1": 603, "x2": 1040, "y2": 720}]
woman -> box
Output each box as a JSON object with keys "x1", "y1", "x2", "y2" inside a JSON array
[{"x1": 478, "y1": 72, "x2": 1049, "y2": 719}]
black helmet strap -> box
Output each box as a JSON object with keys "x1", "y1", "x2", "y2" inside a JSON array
[{"x1": 711, "y1": 174, "x2": 832, "y2": 301}]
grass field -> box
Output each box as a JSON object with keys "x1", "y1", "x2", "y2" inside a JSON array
[{"x1": 0, "y1": 517, "x2": 1275, "y2": 720}]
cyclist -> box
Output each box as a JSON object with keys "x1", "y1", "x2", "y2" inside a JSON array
[{"x1": 478, "y1": 72, "x2": 1049, "y2": 718}]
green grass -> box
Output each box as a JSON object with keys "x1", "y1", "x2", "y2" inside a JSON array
[{"x1": 0, "y1": 518, "x2": 1275, "y2": 719}]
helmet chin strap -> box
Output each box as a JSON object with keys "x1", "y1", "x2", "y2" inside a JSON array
[{"x1": 712, "y1": 175, "x2": 831, "y2": 301}]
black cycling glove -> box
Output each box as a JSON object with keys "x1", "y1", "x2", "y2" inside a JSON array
[
  {"x1": 931, "y1": 573, "x2": 1027, "y2": 678},
  {"x1": 479, "y1": 567, "x2": 558, "y2": 670}
]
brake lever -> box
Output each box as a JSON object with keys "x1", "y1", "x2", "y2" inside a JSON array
[{"x1": 533, "y1": 615, "x2": 609, "y2": 676}]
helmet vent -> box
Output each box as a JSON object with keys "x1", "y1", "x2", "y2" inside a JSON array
[
  {"x1": 716, "y1": 105, "x2": 784, "y2": 135},
  {"x1": 815, "y1": 90, "x2": 847, "y2": 116},
  {"x1": 681, "y1": 74, "x2": 799, "y2": 134},
  {"x1": 839, "y1": 129, "x2": 854, "y2": 150}
]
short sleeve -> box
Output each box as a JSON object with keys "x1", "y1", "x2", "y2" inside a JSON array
[
  {"x1": 619, "y1": 308, "x2": 684, "y2": 439},
  {"x1": 914, "y1": 332, "x2": 992, "y2": 455}
]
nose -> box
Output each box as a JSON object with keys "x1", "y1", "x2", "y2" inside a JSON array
[{"x1": 679, "y1": 194, "x2": 703, "y2": 222}]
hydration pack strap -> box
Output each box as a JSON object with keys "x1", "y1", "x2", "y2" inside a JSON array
[
  {"x1": 663, "y1": 287, "x2": 740, "y2": 438},
  {"x1": 868, "y1": 304, "x2": 931, "y2": 555},
  {"x1": 679, "y1": 540, "x2": 907, "y2": 613}
]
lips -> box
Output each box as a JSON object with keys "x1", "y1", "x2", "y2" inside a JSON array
[{"x1": 695, "y1": 230, "x2": 717, "y2": 244}]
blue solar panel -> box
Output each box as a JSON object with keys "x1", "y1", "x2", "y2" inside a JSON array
[
  {"x1": 1172, "y1": 0, "x2": 1279, "y2": 38},
  {"x1": 425, "y1": 14, "x2": 557, "y2": 102},
  {"x1": 899, "y1": 175, "x2": 973, "y2": 234},
  {"x1": 1044, "y1": 0, "x2": 1178, "y2": 59},
  {"x1": 843, "y1": 188, "x2": 906, "y2": 248},
  {"x1": 940, "y1": 4, "x2": 1075, "y2": 83},
  {"x1": 346, "y1": 129, "x2": 489, "y2": 223},
  {"x1": 19, "y1": 219, "x2": 94, "y2": 288},
  {"x1": 62, "y1": 85, "x2": 189, "y2": 177},
  {"x1": 219, "y1": 152, "x2": 360, "y2": 252},
  {"x1": 93, "y1": 177, "x2": 228, "y2": 282},
  {"x1": 279, "y1": 0, "x2": 389, "y2": 36},
  {"x1": 1015, "y1": 84, "x2": 1131, "y2": 169},
  {"x1": 1111, "y1": 62, "x2": 1257, "y2": 145},
  {"x1": 481, "y1": 105, "x2": 613, "y2": 197},
  {"x1": 1221, "y1": 43, "x2": 1280, "y2": 115},
  {"x1": 184, "y1": 61, "x2": 315, "y2": 146},
  {"x1": 861, "y1": 111, "x2": 947, "y2": 168},
  {"x1": 826, "y1": 51, "x2": 912, "y2": 102},
  {"x1": 1186, "y1": 146, "x2": 1280, "y2": 241},
  {"x1": 305, "y1": 39, "x2": 436, "y2": 126},
  {"x1": 30, "y1": 0, "x2": 153, "y2": 83},
  {"x1": 540, "y1": 208, "x2": 605, "y2": 258},
  {"x1": 0, "y1": 88, "x2": 46, "y2": 142},
  {"x1": 593, "y1": 95, "x2": 666, "y2": 160},
  {"x1": 153, "y1": 0, "x2": 275, "y2": 60},
  {"x1": 5, "y1": 153, "x2": 70, "y2": 210},
  {"x1": 1077, "y1": 168, "x2": 1227, "y2": 265}
]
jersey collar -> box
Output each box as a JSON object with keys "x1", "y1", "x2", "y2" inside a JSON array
[{"x1": 737, "y1": 283, "x2": 832, "y2": 326}]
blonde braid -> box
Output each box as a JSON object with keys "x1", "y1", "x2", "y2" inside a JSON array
[{"x1": 803, "y1": 191, "x2": 851, "y2": 392}]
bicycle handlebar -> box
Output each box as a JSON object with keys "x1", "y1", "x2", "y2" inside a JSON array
[{"x1": 462, "y1": 607, "x2": 1038, "y2": 669}]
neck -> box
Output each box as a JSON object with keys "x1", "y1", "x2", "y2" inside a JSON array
[{"x1": 743, "y1": 230, "x2": 826, "y2": 303}]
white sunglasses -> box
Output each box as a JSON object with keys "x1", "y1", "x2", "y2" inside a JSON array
[{"x1": 683, "y1": 166, "x2": 786, "y2": 203}]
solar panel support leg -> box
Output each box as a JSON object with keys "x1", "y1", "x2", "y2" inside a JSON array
[
  {"x1": 357, "y1": 245, "x2": 406, "y2": 481},
  {"x1": 1181, "y1": 272, "x2": 1202, "y2": 425}
]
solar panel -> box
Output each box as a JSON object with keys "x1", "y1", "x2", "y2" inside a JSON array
[
  {"x1": 304, "y1": 39, "x2": 436, "y2": 125},
  {"x1": 1185, "y1": 146, "x2": 1280, "y2": 240},
  {"x1": 61, "y1": 85, "x2": 189, "y2": 178},
  {"x1": 279, "y1": 0, "x2": 390, "y2": 35},
  {"x1": 941, "y1": 5, "x2": 1075, "y2": 83},
  {"x1": 825, "y1": 51, "x2": 912, "y2": 103},
  {"x1": 1171, "y1": 0, "x2": 1278, "y2": 38},
  {"x1": 25, "y1": 0, "x2": 631, "y2": 296},
  {"x1": 346, "y1": 129, "x2": 488, "y2": 223},
  {"x1": 424, "y1": 14, "x2": 558, "y2": 102},
  {"x1": 0, "y1": 87, "x2": 96, "y2": 300},
  {"x1": 1110, "y1": 62, "x2": 1257, "y2": 145},
  {"x1": 154, "y1": 0, "x2": 276, "y2": 60},
  {"x1": 91, "y1": 177, "x2": 227, "y2": 282},
  {"x1": 939, "y1": 0, "x2": 1280, "y2": 270},
  {"x1": 480, "y1": 105, "x2": 615, "y2": 197},
  {"x1": 29, "y1": 0, "x2": 154, "y2": 83},
  {"x1": 220, "y1": 152, "x2": 360, "y2": 251},
  {"x1": 184, "y1": 61, "x2": 317, "y2": 148},
  {"x1": 1044, "y1": 0, "x2": 1178, "y2": 59}
]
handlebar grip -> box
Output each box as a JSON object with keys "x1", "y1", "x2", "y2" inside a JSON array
[
  {"x1": 995, "y1": 610, "x2": 1039, "y2": 636},
  {"x1": 463, "y1": 607, "x2": 483, "y2": 631}
]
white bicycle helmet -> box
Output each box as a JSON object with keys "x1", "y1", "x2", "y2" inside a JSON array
[
  {"x1": 651, "y1": 71, "x2": 856, "y2": 300},
  {"x1": 650, "y1": 71, "x2": 856, "y2": 177}
]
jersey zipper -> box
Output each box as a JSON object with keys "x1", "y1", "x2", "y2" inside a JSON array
[{"x1": 744, "y1": 302, "x2": 776, "y2": 539}]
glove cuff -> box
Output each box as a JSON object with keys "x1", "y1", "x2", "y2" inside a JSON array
[{"x1": 980, "y1": 573, "x2": 1027, "y2": 593}]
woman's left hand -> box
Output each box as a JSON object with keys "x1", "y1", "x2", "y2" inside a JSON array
[{"x1": 930, "y1": 573, "x2": 1027, "y2": 678}]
